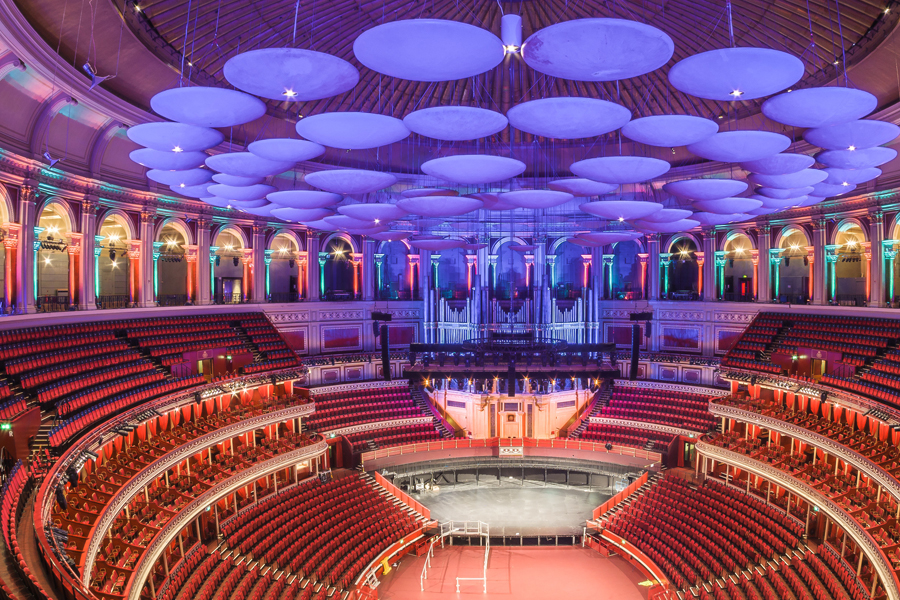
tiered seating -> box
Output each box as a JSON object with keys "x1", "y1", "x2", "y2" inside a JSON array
[
  {"x1": 55, "y1": 365, "x2": 161, "y2": 414},
  {"x1": 815, "y1": 545, "x2": 871, "y2": 600},
  {"x1": 306, "y1": 386, "x2": 424, "y2": 432},
  {"x1": 596, "y1": 387, "x2": 715, "y2": 432},
  {"x1": 238, "y1": 314, "x2": 299, "y2": 364},
  {"x1": 344, "y1": 422, "x2": 443, "y2": 453},
  {"x1": 579, "y1": 423, "x2": 675, "y2": 449},
  {"x1": 606, "y1": 475, "x2": 803, "y2": 592},
  {"x1": 222, "y1": 475, "x2": 421, "y2": 590}
]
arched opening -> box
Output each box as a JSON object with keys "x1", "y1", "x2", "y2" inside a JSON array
[
  {"x1": 36, "y1": 203, "x2": 72, "y2": 312},
  {"x1": 156, "y1": 223, "x2": 188, "y2": 306},
  {"x1": 212, "y1": 229, "x2": 246, "y2": 304},
  {"x1": 609, "y1": 240, "x2": 643, "y2": 300},
  {"x1": 664, "y1": 238, "x2": 699, "y2": 301},
  {"x1": 378, "y1": 241, "x2": 412, "y2": 300},
  {"x1": 722, "y1": 233, "x2": 754, "y2": 302},
  {"x1": 268, "y1": 232, "x2": 301, "y2": 303},
  {"x1": 493, "y1": 241, "x2": 527, "y2": 300},
  {"x1": 322, "y1": 237, "x2": 355, "y2": 301},
  {"x1": 96, "y1": 216, "x2": 131, "y2": 308},
  {"x1": 830, "y1": 222, "x2": 867, "y2": 306},
  {"x1": 553, "y1": 241, "x2": 586, "y2": 300},
  {"x1": 776, "y1": 229, "x2": 811, "y2": 304},
  {"x1": 437, "y1": 247, "x2": 467, "y2": 299}
]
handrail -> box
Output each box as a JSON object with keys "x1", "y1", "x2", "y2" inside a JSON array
[{"x1": 419, "y1": 521, "x2": 490, "y2": 593}]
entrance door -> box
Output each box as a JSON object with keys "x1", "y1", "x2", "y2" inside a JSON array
[
  {"x1": 198, "y1": 358, "x2": 213, "y2": 381},
  {"x1": 811, "y1": 358, "x2": 826, "y2": 381}
]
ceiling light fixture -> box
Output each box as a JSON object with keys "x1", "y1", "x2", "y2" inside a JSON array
[
  {"x1": 172, "y1": 146, "x2": 183, "y2": 153},
  {"x1": 283, "y1": 89, "x2": 298, "y2": 98},
  {"x1": 729, "y1": 89, "x2": 743, "y2": 97}
]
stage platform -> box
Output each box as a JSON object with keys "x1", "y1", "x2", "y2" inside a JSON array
[
  {"x1": 416, "y1": 481, "x2": 609, "y2": 536},
  {"x1": 377, "y1": 546, "x2": 647, "y2": 599}
]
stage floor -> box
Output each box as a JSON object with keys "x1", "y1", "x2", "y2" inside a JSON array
[
  {"x1": 416, "y1": 482, "x2": 609, "y2": 536},
  {"x1": 378, "y1": 546, "x2": 648, "y2": 599}
]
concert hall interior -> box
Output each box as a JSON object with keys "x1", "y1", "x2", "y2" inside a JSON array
[{"x1": 0, "y1": 1, "x2": 900, "y2": 599}]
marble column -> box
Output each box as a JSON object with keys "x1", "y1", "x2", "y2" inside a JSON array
[
  {"x1": 374, "y1": 253, "x2": 385, "y2": 299},
  {"x1": 812, "y1": 218, "x2": 827, "y2": 305},
  {"x1": 702, "y1": 232, "x2": 717, "y2": 302},
  {"x1": 637, "y1": 253, "x2": 649, "y2": 300},
  {"x1": 196, "y1": 219, "x2": 211, "y2": 305},
  {"x1": 757, "y1": 224, "x2": 771, "y2": 303},
  {"x1": 66, "y1": 235, "x2": 81, "y2": 309},
  {"x1": 647, "y1": 234, "x2": 660, "y2": 301},
  {"x1": 251, "y1": 225, "x2": 266, "y2": 303},
  {"x1": 3, "y1": 223, "x2": 18, "y2": 313},
  {"x1": 869, "y1": 211, "x2": 884, "y2": 307},
  {"x1": 139, "y1": 211, "x2": 156, "y2": 307},
  {"x1": 695, "y1": 251, "x2": 705, "y2": 299},
  {"x1": 127, "y1": 240, "x2": 141, "y2": 307},
  {"x1": 16, "y1": 180, "x2": 37, "y2": 313},
  {"x1": 79, "y1": 196, "x2": 98, "y2": 310},
  {"x1": 306, "y1": 233, "x2": 320, "y2": 301},
  {"x1": 363, "y1": 239, "x2": 375, "y2": 301}
]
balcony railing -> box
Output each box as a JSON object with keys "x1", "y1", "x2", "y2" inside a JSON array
[
  {"x1": 96, "y1": 294, "x2": 131, "y2": 309},
  {"x1": 267, "y1": 292, "x2": 302, "y2": 303},
  {"x1": 212, "y1": 293, "x2": 246, "y2": 305},
  {"x1": 36, "y1": 295, "x2": 71, "y2": 312},
  {"x1": 157, "y1": 294, "x2": 189, "y2": 307}
]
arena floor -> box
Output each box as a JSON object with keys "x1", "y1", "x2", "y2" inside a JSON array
[
  {"x1": 377, "y1": 546, "x2": 648, "y2": 599},
  {"x1": 415, "y1": 482, "x2": 609, "y2": 536}
]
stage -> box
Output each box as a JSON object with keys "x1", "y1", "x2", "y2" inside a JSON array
[
  {"x1": 377, "y1": 546, "x2": 648, "y2": 599},
  {"x1": 416, "y1": 481, "x2": 609, "y2": 536}
]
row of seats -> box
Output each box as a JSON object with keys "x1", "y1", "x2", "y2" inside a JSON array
[
  {"x1": 1, "y1": 461, "x2": 54, "y2": 600},
  {"x1": 344, "y1": 423, "x2": 443, "y2": 453},
  {"x1": 56, "y1": 370, "x2": 165, "y2": 416},
  {"x1": 38, "y1": 359, "x2": 155, "y2": 405},
  {"x1": 579, "y1": 423, "x2": 675, "y2": 449},
  {"x1": 306, "y1": 387, "x2": 420, "y2": 432}
]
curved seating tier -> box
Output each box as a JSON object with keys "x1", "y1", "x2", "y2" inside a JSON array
[
  {"x1": 580, "y1": 423, "x2": 675, "y2": 450},
  {"x1": 596, "y1": 387, "x2": 715, "y2": 432},
  {"x1": 306, "y1": 386, "x2": 423, "y2": 432},
  {"x1": 344, "y1": 423, "x2": 443, "y2": 453}
]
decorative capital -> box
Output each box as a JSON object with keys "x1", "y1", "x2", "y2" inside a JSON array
[
  {"x1": 637, "y1": 253, "x2": 649, "y2": 265},
  {"x1": 140, "y1": 211, "x2": 156, "y2": 224},
  {"x1": 870, "y1": 209, "x2": 884, "y2": 225}
]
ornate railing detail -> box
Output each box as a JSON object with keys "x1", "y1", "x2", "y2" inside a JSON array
[
  {"x1": 614, "y1": 379, "x2": 728, "y2": 398},
  {"x1": 126, "y1": 438, "x2": 328, "y2": 600},
  {"x1": 81, "y1": 402, "x2": 315, "y2": 584},
  {"x1": 696, "y1": 440, "x2": 900, "y2": 600},
  {"x1": 320, "y1": 416, "x2": 432, "y2": 437},
  {"x1": 587, "y1": 416, "x2": 701, "y2": 438},
  {"x1": 308, "y1": 379, "x2": 405, "y2": 396}
]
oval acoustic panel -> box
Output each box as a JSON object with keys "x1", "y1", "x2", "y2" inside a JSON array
[
  {"x1": 240, "y1": 203, "x2": 280, "y2": 217},
  {"x1": 172, "y1": 182, "x2": 214, "y2": 198},
  {"x1": 150, "y1": 87, "x2": 266, "y2": 128},
  {"x1": 403, "y1": 106, "x2": 507, "y2": 141},
  {"x1": 248, "y1": 138, "x2": 325, "y2": 163},
  {"x1": 368, "y1": 231, "x2": 413, "y2": 242},
  {"x1": 409, "y1": 239, "x2": 467, "y2": 251},
  {"x1": 761, "y1": 87, "x2": 877, "y2": 128},
  {"x1": 569, "y1": 236, "x2": 605, "y2": 248},
  {"x1": 498, "y1": 190, "x2": 574, "y2": 209},
  {"x1": 803, "y1": 120, "x2": 900, "y2": 150},
  {"x1": 663, "y1": 178, "x2": 748, "y2": 201},
  {"x1": 421, "y1": 155, "x2": 526, "y2": 184},
  {"x1": 580, "y1": 200, "x2": 663, "y2": 220},
  {"x1": 747, "y1": 206, "x2": 782, "y2": 216},
  {"x1": 687, "y1": 131, "x2": 791, "y2": 162},
  {"x1": 570, "y1": 156, "x2": 670, "y2": 183},
  {"x1": 267, "y1": 190, "x2": 342, "y2": 209},
  {"x1": 463, "y1": 243, "x2": 488, "y2": 251},
  {"x1": 206, "y1": 152, "x2": 294, "y2": 177},
  {"x1": 338, "y1": 203, "x2": 408, "y2": 222},
  {"x1": 752, "y1": 195, "x2": 807, "y2": 209},
  {"x1": 815, "y1": 147, "x2": 897, "y2": 169},
  {"x1": 201, "y1": 197, "x2": 235, "y2": 208},
  {"x1": 147, "y1": 168, "x2": 212, "y2": 187},
  {"x1": 634, "y1": 218, "x2": 700, "y2": 233},
  {"x1": 757, "y1": 186, "x2": 815, "y2": 199},
  {"x1": 668, "y1": 47, "x2": 803, "y2": 101},
  {"x1": 578, "y1": 231, "x2": 640, "y2": 244},
  {"x1": 223, "y1": 48, "x2": 359, "y2": 101},
  {"x1": 740, "y1": 153, "x2": 814, "y2": 175},
  {"x1": 396, "y1": 196, "x2": 483, "y2": 217},
  {"x1": 691, "y1": 212, "x2": 751, "y2": 226},
  {"x1": 324, "y1": 214, "x2": 388, "y2": 230},
  {"x1": 523, "y1": 18, "x2": 674, "y2": 81},
  {"x1": 692, "y1": 197, "x2": 763, "y2": 214},
  {"x1": 747, "y1": 169, "x2": 827, "y2": 189},
  {"x1": 621, "y1": 114, "x2": 718, "y2": 147},
  {"x1": 401, "y1": 188, "x2": 459, "y2": 198},
  {"x1": 130, "y1": 148, "x2": 207, "y2": 171},
  {"x1": 212, "y1": 173, "x2": 263, "y2": 187},
  {"x1": 354, "y1": 19, "x2": 504, "y2": 81},
  {"x1": 822, "y1": 167, "x2": 881, "y2": 185},
  {"x1": 640, "y1": 208, "x2": 694, "y2": 223},
  {"x1": 304, "y1": 169, "x2": 398, "y2": 194},
  {"x1": 296, "y1": 112, "x2": 410, "y2": 149},
  {"x1": 548, "y1": 179, "x2": 618, "y2": 196},
  {"x1": 340, "y1": 225, "x2": 390, "y2": 235},
  {"x1": 207, "y1": 183, "x2": 276, "y2": 201},
  {"x1": 811, "y1": 181, "x2": 856, "y2": 197},
  {"x1": 304, "y1": 219, "x2": 340, "y2": 231},
  {"x1": 507, "y1": 97, "x2": 631, "y2": 139},
  {"x1": 230, "y1": 198, "x2": 270, "y2": 209},
  {"x1": 270, "y1": 207, "x2": 335, "y2": 222},
  {"x1": 127, "y1": 122, "x2": 224, "y2": 152}
]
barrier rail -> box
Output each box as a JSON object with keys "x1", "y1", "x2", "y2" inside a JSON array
[
  {"x1": 592, "y1": 472, "x2": 648, "y2": 520},
  {"x1": 419, "y1": 521, "x2": 490, "y2": 593},
  {"x1": 374, "y1": 471, "x2": 430, "y2": 519}
]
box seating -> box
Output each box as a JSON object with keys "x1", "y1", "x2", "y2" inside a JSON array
[
  {"x1": 579, "y1": 423, "x2": 675, "y2": 449},
  {"x1": 344, "y1": 423, "x2": 442, "y2": 453}
]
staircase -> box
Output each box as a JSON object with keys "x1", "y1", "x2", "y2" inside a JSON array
[
  {"x1": 232, "y1": 322, "x2": 264, "y2": 362},
  {"x1": 600, "y1": 471, "x2": 663, "y2": 522},
  {"x1": 571, "y1": 386, "x2": 612, "y2": 439},
  {"x1": 30, "y1": 413, "x2": 55, "y2": 454},
  {"x1": 759, "y1": 322, "x2": 792, "y2": 361},
  {"x1": 410, "y1": 386, "x2": 453, "y2": 438}
]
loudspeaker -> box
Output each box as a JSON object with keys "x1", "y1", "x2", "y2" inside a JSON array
[
  {"x1": 629, "y1": 323, "x2": 639, "y2": 381},
  {"x1": 380, "y1": 324, "x2": 391, "y2": 381},
  {"x1": 508, "y1": 363, "x2": 516, "y2": 397}
]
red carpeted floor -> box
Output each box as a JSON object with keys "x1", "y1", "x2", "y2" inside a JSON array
[{"x1": 377, "y1": 545, "x2": 649, "y2": 599}]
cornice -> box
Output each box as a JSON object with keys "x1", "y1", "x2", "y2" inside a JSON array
[
  {"x1": 696, "y1": 440, "x2": 900, "y2": 600},
  {"x1": 81, "y1": 402, "x2": 315, "y2": 583},
  {"x1": 126, "y1": 439, "x2": 328, "y2": 600}
]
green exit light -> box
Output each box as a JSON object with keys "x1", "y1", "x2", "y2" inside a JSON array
[
  {"x1": 226, "y1": 355, "x2": 232, "y2": 360},
  {"x1": 0, "y1": 423, "x2": 11, "y2": 431}
]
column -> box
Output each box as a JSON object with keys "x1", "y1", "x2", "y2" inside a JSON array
[
  {"x1": 487, "y1": 254, "x2": 498, "y2": 294},
  {"x1": 812, "y1": 218, "x2": 827, "y2": 305},
  {"x1": 695, "y1": 251, "x2": 705, "y2": 298},
  {"x1": 465, "y1": 254, "x2": 477, "y2": 294},
  {"x1": 658, "y1": 252, "x2": 671, "y2": 300},
  {"x1": 648, "y1": 234, "x2": 660, "y2": 301},
  {"x1": 825, "y1": 245, "x2": 840, "y2": 304},
  {"x1": 638, "y1": 253, "x2": 649, "y2": 300},
  {"x1": 241, "y1": 249, "x2": 253, "y2": 302},
  {"x1": 93, "y1": 235, "x2": 103, "y2": 305},
  {"x1": 407, "y1": 255, "x2": 420, "y2": 300},
  {"x1": 750, "y1": 250, "x2": 760, "y2": 301},
  {"x1": 533, "y1": 237, "x2": 546, "y2": 288},
  {"x1": 430, "y1": 254, "x2": 441, "y2": 290},
  {"x1": 317, "y1": 251, "x2": 327, "y2": 299},
  {"x1": 363, "y1": 239, "x2": 375, "y2": 301},
  {"x1": 297, "y1": 252, "x2": 307, "y2": 300},
  {"x1": 545, "y1": 255, "x2": 557, "y2": 289},
  {"x1": 139, "y1": 211, "x2": 156, "y2": 307},
  {"x1": 580, "y1": 254, "x2": 592, "y2": 291},
  {"x1": 374, "y1": 253, "x2": 385, "y2": 299},
  {"x1": 264, "y1": 250, "x2": 273, "y2": 300},
  {"x1": 714, "y1": 251, "x2": 726, "y2": 300},
  {"x1": 350, "y1": 252, "x2": 363, "y2": 299},
  {"x1": 32, "y1": 231, "x2": 41, "y2": 308},
  {"x1": 152, "y1": 241, "x2": 162, "y2": 304},
  {"x1": 2, "y1": 223, "x2": 18, "y2": 313},
  {"x1": 16, "y1": 180, "x2": 37, "y2": 314},
  {"x1": 757, "y1": 224, "x2": 771, "y2": 302},
  {"x1": 885, "y1": 241, "x2": 898, "y2": 306},
  {"x1": 702, "y1": 232, "x2": 717, "y2": 302},
  {"x1": 208, "y1": 246, "x2": 218, "y2": 302},
  {"x1": 197, "y1": 219, "x2": 211, "y2": 305},
  {"x1": 806, "y1": 246, "x2": 815, "y2": 303},
  {"x1": 79, "y1": 196, "x2": 98, "y2": 310},
  {"x1": 602, "y1": 254, "x2": 614, "y2": 299},
  {"x1": 869, "y1": 211, "x2": 884, "y2": 307},
  {"x1": 863, "y1": 242, "x2": 872, "y2": 306},
  {"x1": 769, "y1": 248, "x2": 784, "y2": 301},
  {"x1": 307, "y1": 232, "x2": 320, "y2": 301},
  {"x1": 67, "y1": 234, "x2": 82, "y2": 309},
  {"x1": 127, "y1": 241, "x2": 141, "y2": 307},
  {"x1": 251, "y1": 225, "x2": 266, "y2": 303},
  {"x1": 524, "y1": 254, "x2": 534, "y2": 290},
  {"x1": 183, "y1": 245, "x2": 198, "y2": 305}
]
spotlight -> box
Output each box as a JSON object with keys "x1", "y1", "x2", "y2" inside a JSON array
[
  {"x1": 109, "y1": 249, "x2": 116, "y2": 261},
  {"x1": 233, "y1": 256, "x2": 239, "y2": 267},
  {"x1": 215, "y1": 255, "x2": 220, "y2": 267}
]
